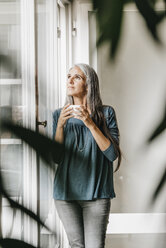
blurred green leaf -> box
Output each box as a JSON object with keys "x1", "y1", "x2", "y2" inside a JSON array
[
  {"x1": 92, "y1": 0, "x2": 166, "y2": 59},
  {"x1": 0, "y1": 173, "x2": 51, "y2": 233},
  {"x1": 0, "y1": 238, "x2": 37, "y2": 248},
  {"x1": 147, "y1": 104, "x2": 166, "y2": 142},
  {"x1": 135, "y1": 0, "x2": 165, "y2": 42},
  {"x1": 92, "y1": 0, "x2": 124, "y2": 59},
  {"x1": 151, "y1": 167, "x2": 166, "y2": 202},
  {"x1": 0, "y1": 121, "x2": 87, "y2": 236},
  {"x1": 123, "y1": 0, "x2": 133, "y2": 3},
  {"x1": 1, "y1": 121, "x2": 86, "y2": 165},
  {"x1": 1, "y1": 121, "x2": 64, "y2": 164},
  {"x1": 147, "y1": 0, "x2": 159, "y2": 6},
  {"x1": 0, "y1": 55, "x2": 17, "y2": 74}
]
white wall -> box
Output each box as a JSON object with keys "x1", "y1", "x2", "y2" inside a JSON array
[
  {"x1": 97, "y1": 3, "x2": 166, "y2": 214},
  {"x1": 71, "y1": 2, "x2": 166, "y2": 239}
]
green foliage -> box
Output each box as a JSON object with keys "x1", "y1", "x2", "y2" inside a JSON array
[
  {"x1": 135, "y1": 0, "x2": 165, "y2": 42},
  {"x1": 0, "y1": 116, "x2": 87, "y2": 247},
  {"x1": 92, "y1": 0, "x2": 166, "y2": 59},
  {"x1": 147, "y1": 105, "x2": 166, "y2": 204},
  {"x1": 2, "y1": 121, "x2": 86, "y2": 165},
  {"x1": 93, "y1": 0, "x2": 124, "y2": 59},
  {"x1": 151, "y1": 167, "x2": 166, "y2": 203},
  {"x1": 0, "y1": 238, "x2": 37, "y2": 248},
  {"x1": 0, "y1": 55, "x2": 17, "y2": 75},
  {"x1": 0, "y1": 172, "x2": 51, "y2": 234},
  {"x1": 147, "y1": 104, "x2": 166, "y2": 142},
  {"x1": 2, "y1": 121, "x2": 64, "y2": 165}
]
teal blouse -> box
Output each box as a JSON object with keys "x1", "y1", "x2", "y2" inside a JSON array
[{"x1": 52, "y1": 105, "x2": 119, "y2": 200}]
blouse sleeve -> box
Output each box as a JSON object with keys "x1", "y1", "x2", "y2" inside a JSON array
[
  {"x1": 102, "y1": 106, "x2": 120, "y2": 162},
  {"x1": 52, "y1": 109, "x2": 61, "y2": 140},
  {"x1": 52, "y1": 109, "x2": 64, "y2": 164}
]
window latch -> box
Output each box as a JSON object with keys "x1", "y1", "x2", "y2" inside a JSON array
[{"x1": 37, "y1": 120, "x2": 47, "y2": 128}]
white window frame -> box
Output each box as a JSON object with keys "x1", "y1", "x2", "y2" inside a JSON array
[
  {"x1": 40, "y1": 1, "x2": 73, "y2": 248},
  {"x1": 72, "y1": 0, "x2": 93, "y2": 65},
  {"x1": 21, "y1": 0, "x2": 37, "y2": 245},
  {"x1": 57, "y1": 0, "x2": 73, "y2": 107}
]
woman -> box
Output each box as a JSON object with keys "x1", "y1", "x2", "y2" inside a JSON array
[{"x1": 53, "y1": 63, "x2": 122, "y2": 248}]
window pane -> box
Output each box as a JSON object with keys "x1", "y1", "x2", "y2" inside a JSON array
[
  {"x1": 0, "y1": 85, "x2": 23, "y2": 138},
  {"x1": 0, "y1": 0, "x2": 21, "y2": 79},
  {"x1": 0, "y1": 144, "x2": 22, "y2": 197},
  {"x1": 0, "y1": 85, "x2": 22, "y2": 106},
  {"x1": 0, "y1": 1, "x2": 22, "y2": 197}
]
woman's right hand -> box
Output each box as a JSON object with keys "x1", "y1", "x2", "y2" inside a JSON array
[{"x1": 57, "y1": 104, "x2": 73, "y2": 128}]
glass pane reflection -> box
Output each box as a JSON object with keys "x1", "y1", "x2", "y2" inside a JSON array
[
  {"x1": 0, "y1": 104, "x2": 23, "y2": 138},
  {"x1": 0, "y1": 0, "x2": 21, "y2": 79},
  {"x1": 0, "y1": 85, "x2": 22, "y2": 106},
  {"x1": 0, "y1": 144, "x2": 22, "y2": 197}
]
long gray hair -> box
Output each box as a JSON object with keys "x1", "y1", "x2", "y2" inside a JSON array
[{"x1": 65, "y1": 63, "x2": 122, "y2": 172}]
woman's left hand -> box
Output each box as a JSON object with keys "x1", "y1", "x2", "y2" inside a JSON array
[
  {"x1": 73, "y1": 105, "x2": 94, "y2": 128},
  {"x1": 74, "y1": 105, "x2": 111, "y2": 151}
]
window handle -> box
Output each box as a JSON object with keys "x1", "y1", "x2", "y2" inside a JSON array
[{"x1": 37, "y1": 120, "x2": 47, "y2": 127}]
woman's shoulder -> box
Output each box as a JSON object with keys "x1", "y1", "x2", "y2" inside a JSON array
[
  {"x1": 102, "y1": 105, "x2": 115, "y2": 117},
  {"x1": 52, "y1": 108, "x2": 62, "y2": 119}
]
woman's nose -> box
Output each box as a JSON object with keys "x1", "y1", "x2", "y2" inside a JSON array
[{"x1": 68, "y1": 76, "x2": 74, "y2": 84}]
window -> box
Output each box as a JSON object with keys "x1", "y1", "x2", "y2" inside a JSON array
[{"x1": 0, "y1": 0, "x2": 23, "y2": 238}]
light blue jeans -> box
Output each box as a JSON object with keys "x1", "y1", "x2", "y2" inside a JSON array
[{"x1": 54, "y1": 198, "x2": 111, "y2": 248}]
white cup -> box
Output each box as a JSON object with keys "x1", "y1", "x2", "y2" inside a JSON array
[{"x1": 67, "y1": 105, "x2": 81, "y2": 116}]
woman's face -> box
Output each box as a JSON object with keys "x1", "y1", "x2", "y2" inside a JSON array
[{"x1": 67, "y1": 66, "x2": 87, "y2": 97}]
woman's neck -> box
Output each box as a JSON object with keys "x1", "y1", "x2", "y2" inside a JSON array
[{"x1": 73, "y1": 96, "x2": 87, "y2": 106}]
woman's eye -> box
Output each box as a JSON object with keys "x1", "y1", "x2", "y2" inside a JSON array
[{"x1": 67, "y1": 75, "x2": 81, "y2": 80}]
